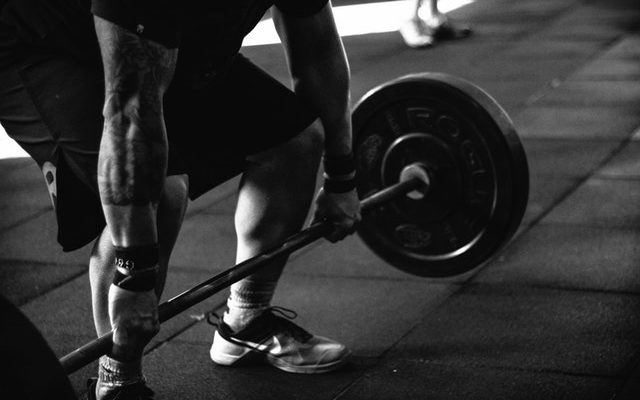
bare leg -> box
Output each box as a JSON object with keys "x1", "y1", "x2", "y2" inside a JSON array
[
  {"x1": 224, "y1": 120, "x2": 323, "y2": 330},
  {"x1": 427, "y1": 0, "x2": 438, "y2": 19},
  {"x1": 400, "y1": 0, "x2": 436, "y2": 48},
  {"x1": 420, "y1": 0, "x2": 446, "y2": 25},
  {"x1": 211, "y1": 120, "x2": 351, "y2": 373},
  {"x1": 412, "y1": 0, "x2": 425, "y2": 20}
]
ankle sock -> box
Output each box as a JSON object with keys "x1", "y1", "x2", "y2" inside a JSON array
[
  {"x1": 224, "y1": 279, "x2": 277, "y2": 331},
  {"x1": 97, "y1": 356, "x2": 143, "y2": 392}
]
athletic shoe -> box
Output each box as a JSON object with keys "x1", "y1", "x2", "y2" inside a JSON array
[
  {"x1": 400, "y1": 17, "x2": 472, "y2": 48},
  {"x1": 86, "y1": 378, "x2": 154, "y2": 400},
  {"x1": 399, "y1": 18, "x2": 435, "y2": 48},
  {"x1": 431, "y1": 19, "x2": 472, "y2": 40},
  {"x1": 209, "y1": 307, "x2": 350, "y2": 374}
]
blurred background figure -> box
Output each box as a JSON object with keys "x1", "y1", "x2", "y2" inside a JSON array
[{"x1": 400, "y1": 0, "x2": 472, "y2": 48}]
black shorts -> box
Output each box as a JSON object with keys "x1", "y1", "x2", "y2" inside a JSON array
[{"x1": 0, "y1": 53, "x2": 317, "y2": 251}]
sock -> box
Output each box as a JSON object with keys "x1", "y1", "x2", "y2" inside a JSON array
[
  {"x1": 223, "y1": 279, "x2": 278, "y2": 332},
  {"x1": 95, "y1": 356, "x2": 143, "y2": 398}
]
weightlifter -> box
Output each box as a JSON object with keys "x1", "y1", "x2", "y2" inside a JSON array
[{"x1": 0, "y1": 0, "x2": 360, "y2": 398}]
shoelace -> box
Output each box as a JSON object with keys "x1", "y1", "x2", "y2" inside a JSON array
[
  {"x1": 206, "y1": 310, "x2": 220, "y2": 328},
  {"x1": 207, "y1": 306, "x2": 313, "y2": 343},
  {"x1": 268, "y1": 306, "x2": 313, "y2": 343}
]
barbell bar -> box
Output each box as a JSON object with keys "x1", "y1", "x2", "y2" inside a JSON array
[{"x1": 60, "y1": 170, "x2": 428, "y2": 374}]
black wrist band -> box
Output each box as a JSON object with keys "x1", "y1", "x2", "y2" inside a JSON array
[
  {"x1": 324, "y1": 177, "x2": 356, "y2": 193},
  {"x1": 323, "y1": 152, "x2": 355, "y2": 177},
  {"x1": 114, "y1": 244, "x2": 159, "y2": 273},
  {"x1": 113, "y1": 269, "x2": 157, "y2": 292},
  {"x1": 112, "y1": 244, "x2": 159, "y2": 291}
]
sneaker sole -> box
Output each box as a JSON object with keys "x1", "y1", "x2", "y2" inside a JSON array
[
  {"x1": 210, "y1": 331, "x2": 257, "y2": 365},
  {"x1": 266, "y1": 349, "x2": 351, "y2": 374}
]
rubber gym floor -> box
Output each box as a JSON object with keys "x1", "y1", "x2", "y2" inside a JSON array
[{"x1": 1, "y1": 0, "x2": 640, "y2": 398}]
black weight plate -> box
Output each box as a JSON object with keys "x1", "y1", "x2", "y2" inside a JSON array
[{"x1": 353, "y1": 73, "x2": 529, "y2": 277}]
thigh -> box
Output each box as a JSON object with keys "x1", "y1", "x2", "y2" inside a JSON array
[{"x1": 165, "y1": 54, "x2": 319, "y2": 199}]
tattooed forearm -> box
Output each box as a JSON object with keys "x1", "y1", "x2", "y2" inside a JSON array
[
  {"x1": 94, "y1": 17, "x2": 178, "y2": 206},
  {"x1": 98, "y1": 125, "x2": 167, "y2": 206}
]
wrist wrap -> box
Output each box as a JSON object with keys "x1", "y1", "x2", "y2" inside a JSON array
[
  {"x1": 323, "y1": 152, "x2": 357, "y2": 194},
  {"x1": 112, "y1": 244, "x2": 159, "y2": 292}
]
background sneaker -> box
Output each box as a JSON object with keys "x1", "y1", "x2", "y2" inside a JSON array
[{"x1": 399, "y1": 18, "x2": 435, "y2": 48}]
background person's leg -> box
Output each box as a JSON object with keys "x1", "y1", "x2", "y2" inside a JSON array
[
  {"x1": 422, "y1": 0, "x2": 472, "y2": 40},
  {"x1": 400, "y1": 0, "x2": 471, "y2": 48},
  {"x1": 400, "y1": 0, "x2": 436, "y2": 48},
  {"x1": 426, "y1": 0, "x2": 438, "y2": 20}
]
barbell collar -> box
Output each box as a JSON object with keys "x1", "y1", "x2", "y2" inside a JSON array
[{"x1": 399, "y1": 163, "x2": 431, "y2": 200}]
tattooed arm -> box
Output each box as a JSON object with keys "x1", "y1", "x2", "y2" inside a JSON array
[
  {"x1": 93, "y1": 16, "x2": 178, "y2": 361},
  {"x1": 94, "y1": 16, "x2": 177, "y2": 246}
]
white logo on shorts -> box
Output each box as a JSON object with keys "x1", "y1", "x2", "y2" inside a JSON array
[{"x1": 41, "y1": 161, "x2": 58, "y2": 210}]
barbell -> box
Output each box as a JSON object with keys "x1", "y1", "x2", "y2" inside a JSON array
[{"x1": 59, "y1": 72, "x2": 529, "y2": 374}]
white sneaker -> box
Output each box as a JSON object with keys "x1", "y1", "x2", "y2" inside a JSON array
[
  {"x1": 399, "y1": 18, "x2": 435, "y2": 48},
  {"x1": 210, "y1": 307, "x2": 350, "y2": 374}
]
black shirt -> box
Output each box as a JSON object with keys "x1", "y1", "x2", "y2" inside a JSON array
[{"x1": 0, "y1": 0, "x2": 328, "y2": 83}]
